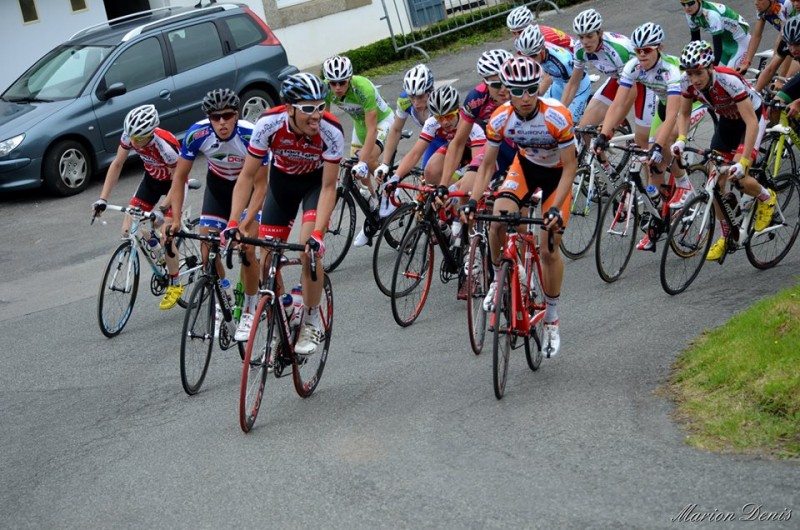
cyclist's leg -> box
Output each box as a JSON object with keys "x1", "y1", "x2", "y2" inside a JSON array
[{"x1": 634, "y1": 84, "x2": 656, "y2": 150}]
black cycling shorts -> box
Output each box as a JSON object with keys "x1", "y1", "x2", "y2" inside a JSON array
[
  {"x1": 200, "y1": 171, "x2": 236, "y2": 230},
  {"x1": 259, "y1": 165, "x2": 322, "y2": 239},
  {"x1": 130, "y1": 173, "x2": 171, "y2": 213}
]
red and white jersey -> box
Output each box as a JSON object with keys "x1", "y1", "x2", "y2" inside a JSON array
[
  {"x1": 247, "y1": 105, "x2": 345, "y2": 174},
  {"x1": 680, "y1": 66, "x2": 762, "y2": 121},
  {"x1": 485, "y1": 98, "x2": 575, "y2": 168},
  {"x1": 419, "y1": 115, "x2": 486, "y2": 147},
  {"x1": 120, "y1": 128, "x2": 179, "y2": 181}
]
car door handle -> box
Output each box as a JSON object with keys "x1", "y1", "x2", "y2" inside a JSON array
[{"x1": 159, "y1": 89, "x2": 171, "y2": 100}]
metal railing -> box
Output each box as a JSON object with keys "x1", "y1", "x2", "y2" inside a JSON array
[{"x1": 379, "y1": 0, "x2": 560, "y2": 59}]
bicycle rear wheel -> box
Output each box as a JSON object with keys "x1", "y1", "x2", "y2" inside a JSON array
[
  {"x1": 293, "y1": 274, "x2": 333, "y2": 398},
  {"x1": 97, "y1": 240, "x2": 139, "y2": 338},
  {"x1": 660, "y1": 194, "x2": 715, "y2": 295},
  {"x1": 240, "y1": 293, "x2": 275, "y2": 433},
  {"x1": 324, "y1": 189, "x2": 356, "y2": 273},
  {"x1": 390, "y1": 224, "x2": 434, "y2": 327},
  {"x1": 746, "y1": 173, "x2": 800, "y2": 269},
  {"x1": 180, "y1": 277, "x2": 215, "y2": 395},
  {"x1": 492, "y1": 262, "x2": 513, "y2": 400},
  {"x1": 372, "y1": 202, "x2": 418, "y2": 296},
  {"x1": 561, "y1": 166, "x2": 601, "y2": 259},
  {"x1": 595, "y1": 181, "x2": 638, "y2": 283},
  {"x1": 466, "y1": 232, "x2": 491, "y2": 355}
]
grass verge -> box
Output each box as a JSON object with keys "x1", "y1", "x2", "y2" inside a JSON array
[{"x1": 665, "y1": 280, "x2": 800, "y2": 459}]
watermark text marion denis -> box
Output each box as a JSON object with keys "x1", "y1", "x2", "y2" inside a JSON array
[{"x1": 672, "y1": 503, "x2": 792, "y2": 522}]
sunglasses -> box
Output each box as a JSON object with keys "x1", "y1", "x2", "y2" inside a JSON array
[
  {"x1": 484, "y1": 80, "x2": 504, "y2": 89},
  {"x1": 634, "y1": 46, "x2": 657, "y2": 55},
  {"x1": 328, "y1": 80, "x2": 349, "y2": 87},
  {"x1": 434, "y1": 110, "x2": 459, "y2": 122},
  {"x1": 508, "y1": 85, "x2": 539, "y2": 97},
  {"x1": 208, "y1": 111, "x2": 237, "y2": 122},
  {"x1": 292, "y1": 102, "x2": 326, "y2": 115},
  {"x1": 680, "y1": 0, "x2": 697, "y2": 5},
  {"x1": 131, "y1": 134, "x2": 152, "y2": 142}
]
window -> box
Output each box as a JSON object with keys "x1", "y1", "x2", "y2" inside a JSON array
[
  {"x1": 168, "y1": 22, "x2": 223, "y2": 73},
  {"x1": 223, "y1": 14, "x2": 264, "y2": 50},
  {"x1": 6, "y1": 45, "x2": 111, "y2": 101},
  {"x1": 70, "y1": 0, "x2": 88, "y2": 12},
  {"x1": 18, "y1": 0, "x2": 38, "y2": 23},
  {"x1": 102, "y1": 38, "x2": 166, "y2": 92}
]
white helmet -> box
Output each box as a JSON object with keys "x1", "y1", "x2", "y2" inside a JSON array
[
  {"x1": 403, "y1": 64, "x2": 434, "y2": 96},
  {"x1": 476, "y1": 49, "x2": 513, "y2": 77},
  {"x1": 631, "y1": 22, "x2": 665, "y2": 48},
  {"x1": 427, "y1": 84, "x2": 460, "y2": 116},
  {"x1": 573, "y1": 9, "x2": 603, "y2": 35},
  {"x1": 515, "y1": 24, "x2": 545, "y2": 57},
  {"x1": 124, "y1": 104, "x2": 159, "y2": 138},
  {"x1": 323, "y1": 55, "x2": 353, "y2": 82},
  {"x1": 498, "y1": 56, "x2": 543, "y2": 88},
  {"x1": 506, "y1": 6, "x2": 533, "y2": 32}
]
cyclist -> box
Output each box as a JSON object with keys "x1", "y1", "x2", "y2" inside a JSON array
[
  {"x1": 390, "y1": 84, "x2": 486, "y2": 202},
  {"x1": 594, "y1": 22, "x2": 693, "y2": 252},
  {"x1": 227, "y1": 73, "x2": 345, "y2": 356},
  {"x1": 565, "y1": 9, "x2": 655, "y2": 152},
  {"x1": 515, "y1": 24, "x2": 591, "y2": 123},
  {"x1": 167, "y1": 88, "x2": 268, "y2": 341},
  {"x1": 438, "y1": 49, "x2": 514, "y2": 195},
  {"x1": 323, "y1": 55, "x2": 395, "y2": 247},
  {"x1": 744, "y1": 0, "x2": 792, "y2": 72},
  {"x1": 463, "y1": 56, "x2": 577, "y2": 358},
  {"x1": 92, "y1": 104, "x2": 183, "y2": 310},
  {"x1": 680, "y1": 0, "x2": 752, "y2": 72},
  {"x1": 754, "y1": 4, "x2": 800, "y2": 92},
  {"x1": 505, "y1": 5, "x2": 575, "y2": 51},
  {"x1": 673, "y1": 40, "x2": 775, "y2": 261}
]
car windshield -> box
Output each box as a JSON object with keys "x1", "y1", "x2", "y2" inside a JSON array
[{"x1": 3, "y1": 45, "x2": 112, "y2": 102}]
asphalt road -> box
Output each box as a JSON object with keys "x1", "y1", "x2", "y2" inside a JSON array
[{"x1": 1, "y1": 0, "x2": 798, "y2": 527}]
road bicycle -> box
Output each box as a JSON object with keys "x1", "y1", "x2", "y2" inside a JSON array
[
  {"x1": 324, "y1": 135, "x2": 420, "y2": 272},
  {"x1": 236, "y1": 234, "x2": 332, "y2": 433},
  {"x1": 660, "y1": 146, "x2": 800, "y2": 295},
  {"x1": 594, "y1": 143, "x2": 708, "y2": 283},
  {"x1": 94, "y1": 200, "x2": 202, "y2": 338},
  {"x1": 464, "y1": 190, "x2": 499, "y2": 356},
  {"x1": 759, "y1": 98, "x2": 799, "y2": 181},
  {"x1": 389, "y1": 185, "x2": 470, "y2": 327},
  {"x1": 473, "y1": 210, "x2": 554, "y2": 400},
  {"x1": 168, "y1": 230, "x2": 247, "y2": 395}
]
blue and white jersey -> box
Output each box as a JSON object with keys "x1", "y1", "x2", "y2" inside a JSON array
[
  {"x1": 179, "y1": 120, "x2": 258, "y2": 180},
  {"x1": 541, "y1": 42, "x2": 590, "y2": 93},
  {"x1": 395, "y1": 90, "x2": 428, "y2": 128}
]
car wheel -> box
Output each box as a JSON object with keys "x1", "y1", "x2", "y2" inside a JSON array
[
  {"x1": 240, "y1": 88, "x2": 275, "y2": 123},
  {"x1": 43, "y1": 139, "x2": 93, "y2": 196}
]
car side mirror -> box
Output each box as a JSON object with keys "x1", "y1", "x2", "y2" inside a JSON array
[{"x1": 100, "y1": 82, "x2": 127, "y2": 101}]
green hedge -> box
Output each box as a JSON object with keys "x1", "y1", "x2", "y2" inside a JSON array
[{"x1": 339, "y1": 0, "x2": 581, "y2": 73}]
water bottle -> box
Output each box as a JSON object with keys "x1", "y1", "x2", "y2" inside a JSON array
[
  {"x1": 280, "y1": 293, "x2": 294, "y2": 321},
  {"x1": 451, "y1": 220, "x2": 463, "y2": 248},
  {"x1": 439, "y1": 220, "x2": 452, "y2": 243},
  {"x1": 645, "y1": 185, "x2": 662, "y2": 210},
  {"x1": 601, "y1": 160, "x2": 617, "y2": 181},
  {"x1": 147, "y1": 229, "x2": 165, "y2": 265},
  {"x1": 290, "y1": 284, "x2": 303, "y2": 328},
  {"x1": 233, "y1": 280, "x2": 244, "y2": 321},
  {"x1": 220, "y1": 278, "x2": 233, "y2": 306},
  {"x1": 358, "y1": 182, "x2": 378, "y2": 212}
]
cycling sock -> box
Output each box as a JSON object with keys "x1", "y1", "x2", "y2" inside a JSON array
[
  {"x1": 244, "y1": 294, "x2": 258, "y2": 314},
  {"x1": 544, "y1": 293, "x2": 560, "y2": 323},
  {"x1": 305, "y1": 305, "x2": 320, "y2": 328},
  {"x1": 675, "y1": 175, "x2": 691, "y2": 189},
  {"x1": 758, "y1": 187, "x2": 771, "y2": 201}
]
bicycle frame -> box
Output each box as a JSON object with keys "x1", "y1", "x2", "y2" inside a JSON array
[{"x1": 764, "y1": 112, "x2": 800, "y2": 178}]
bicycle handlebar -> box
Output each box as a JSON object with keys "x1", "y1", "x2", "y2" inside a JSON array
[
  {"x1": 473, "y1": 211, "x2": 558, "y2": 253},
  {"x1": 91, "y1": 204, "x2": 157, "y2": 225},
  {"x1": 235, "y1": 234, "x2": 318, "y2": 282}
]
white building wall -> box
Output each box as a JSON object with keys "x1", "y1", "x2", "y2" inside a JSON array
[{"x1": 0, "y1": 0, "x2": 108, "y2": 90}]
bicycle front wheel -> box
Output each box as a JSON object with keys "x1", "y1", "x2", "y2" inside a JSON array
[
  {"x1": 595, "y1": 182, "x2": 638, "y2": 283},
  {"x1": 660, "y1": 194, "x2": 715, "y2": 295},
  {"x1": 466, "y1": 232, "x2": 491, "y2": 355},
  {"x1": 180, "y1": 277, "x2": 215, "y2": 395},
  {"x1": 492, "y1": 262, "x2": 513, "y2": 400},
  {"x1": 323, "y1": 189, "x2": 356, "y2": 273},
  {"x1": 240, "y1": 293, "x2": 275, "y2": 433},
  {"x1": 390, "y1": 224, "x2": 434, "y2": 327},
  {"x1": 97, "y1": 240, "x2": 140, "y2": 338},
  {"x1": 561, "y1": 166, "x2": 601, "y2": 259},
  {"x1": 293, "y1": 274, "x2": 333, "y2": 398},
  {"x1": 525, "y1": 257, "x2": 544, "y2": 371},
  {"x1": 372, "y1": 202, "x2": 418, "y2": 296},
  {"x1": 746, "y1": 173, "x2": 800, "y2": 269},
  {"x1": 758, "y1": 132, "x2": 797, "y2": 181}
]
